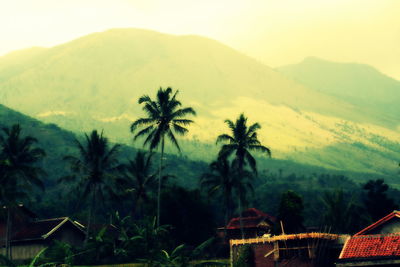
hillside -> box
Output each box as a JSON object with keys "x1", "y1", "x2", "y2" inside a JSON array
[
  {"x1": 277, "y1": 57, "x2": 400, "y2": 126},
  {"x1": 0, "y1": 29, "x2": 398, "y2": 176},
  {"x1": 0, "y1": 103, "x2": 209, "y2": 189}
]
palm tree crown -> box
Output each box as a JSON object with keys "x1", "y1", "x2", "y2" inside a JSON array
[
  {"x1": 65, "y1": 130, "x2": 120, "y2": 189},
  {"x1": 216, "y1": 113, "x2": 271, "y2": 175},
  {"x1": 0, "y1": 124, "x2": 45, "y2": 190},
  {"x1": 0, "y1": 124, "x2": 45, "y2": 260},
  {"x1": 117, "y1": 151, "x2": 157, "y2": 218},
  {"x1": 131, "y1": 87, "x2": 196, "y2": 152},
  {"x1": 131, "y1": 87, "x2": 196, "y2": 226},
  {"x1": 64, "y1": 130, "x2": 120, "y2": 242}
]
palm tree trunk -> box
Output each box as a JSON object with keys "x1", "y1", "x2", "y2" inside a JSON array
[
  {"x1": 157, "y1": 137, "x2": 165, "y2": 227},
  {"x1": 238, "y1": 192, "x2": 245, "y2": 239},
  {"x1": 85, "y1": 185, "x2": 96, "y2": 244},
  {"x1": 5, "y1": 207, "x2": 10, "y2": 259},
  {"x1": 224, "y1": 192, "x2": 229, "y2": 243},
  {"x1": 238, "y1": 160, "x2": 245, "y2": 240}
]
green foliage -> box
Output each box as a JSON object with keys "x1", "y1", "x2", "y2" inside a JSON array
[
  {"x1": 233, "y1": 245, "x2": 254, "y2": 267},
  {"x1": 216, "y1": 113, "x2": 270, "y2": 238},
  {"x1": 160, "y1": 186, "x2": 215, "y2": 246},
  {"x1": 131, "y1": 87, "x2": 196, "y2": 227},
  {"x1": 116, "y1": 151, "x2": 158, "y2": 218},
  {"x1": 321, "y1": 189, "x2": 367, "y2": 234},
  {"x1": 278, "y1": 190, "x2": 304, "y2": 233},
  {"x1": 63, "y1": 130, "x2": 121, "y2": 242},
  {"x1": 131, "y1": 87, "x2": 196, "y2": 152},
  {"x1": 216, "y1": 113, "x2": 271, "y2": 175},
  {"x1": 363, "y1": 179, "x2": 398, "y2": 221},
  {"x1": 35, "y1": 241, "x2": 74, "y2": 266},
  {"x1": 0, "y1": 254, "x2": 16, "y2": 267}
]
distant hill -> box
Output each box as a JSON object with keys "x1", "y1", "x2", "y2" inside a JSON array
[
  {"x1": 277, "y1": 57, "x2": 400, "y2": 126},
  {"x1": 0, "y1": 29, "x2": 398, "y2": 176}
]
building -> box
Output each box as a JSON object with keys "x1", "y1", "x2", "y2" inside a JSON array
[
  {"x1": 230, "y1": 232, "x2": 346, "y2": 267},
  {"x1": 337, "y1": 210, "x2": 400, "y2": 267},
  {"x1": 1, "y1": 205, "x2": 85, "y2": 262},
  {"x1": 218, "y1": 208, "x2": 276, "y2": 241}
]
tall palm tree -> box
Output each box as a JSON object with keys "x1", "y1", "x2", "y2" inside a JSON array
[
  {"x1": 64, "y1": 130, "x2": 120, "y2": 243},
  {"x1": 131, "y1": 87, "x2": 196, "y2": 226},
  {"x1": 216, "y1": 113, "x2": 271, "y2": 238},
  {"x1": 321, "y1": 189, "x2": 363, "y2": 234},
  {"x1": 117, "y1": 151, "x2": 157, "y2": 218},
  {"x1": 0, "y1": 124, "x2": 45, "y2": 259},
  {"x1": 201, "y1": 158, "x2": 254, "y2": 241}
]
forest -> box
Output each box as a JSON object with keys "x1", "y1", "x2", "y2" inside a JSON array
[{"x1": 0, "y1": 87, "x2": 399, "y2": 266}]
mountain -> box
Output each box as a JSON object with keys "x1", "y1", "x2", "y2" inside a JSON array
[
  {"x1": 0, "y1": 29, "x2": 398, "y2": 177},
  {"x1": 277, "y1": 57, "x2": 400, "y2": 126}
]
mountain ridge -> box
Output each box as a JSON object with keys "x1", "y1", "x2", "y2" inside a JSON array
[{"x1": 0, "y1": 28, "x2": 398, "y2": 176}]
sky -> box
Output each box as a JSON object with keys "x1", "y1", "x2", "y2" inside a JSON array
[{"x1": 1, "y1": 0, "x2": 399, "y2": 79}]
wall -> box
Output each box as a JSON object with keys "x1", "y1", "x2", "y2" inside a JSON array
[{"x1": 7, "y1": 241, "x2": 47, "y2": 261}]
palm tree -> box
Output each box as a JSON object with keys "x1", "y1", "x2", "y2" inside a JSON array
[
  {"x1": 117, "y1": 151, "x2": 157, "y2": 218},
  {"x1": 131, "y1": 87, "x2": 196, "y2": 226},
  {"x1": 0, "y1": 124, "x2": 45, "y2": 260},
  {"x1": 216, "y1": 113, "x2": 271, "y2": 238},
  {"x1": 321, "y1": 189, "x2": 368, "y2": 234},
  {"x1": 201, "y1": 158, "x2": 254, "y2": 241},
  {"x1": 64, "y1": 130, "x2": 120, "y2": 243}
]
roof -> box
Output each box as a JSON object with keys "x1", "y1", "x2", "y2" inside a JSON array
[
  {"x1": 225, "y1": 208, "x2": 276, "y2": 230},
  {"x1": 12, "y1": 217, "x2": 85, "y2": 241},
  {"x1": 355, "y1": 210, "x2": 400, "y2": 236},
  {"x1": 339, "y1": 234, "x2": 400, "y2": 260},
  {"x1": 0, "y1": 204, "x2": 37, "y2": 222},
  {"x1": 231, "y1": 232, "x2": 340, "y2": 246}
]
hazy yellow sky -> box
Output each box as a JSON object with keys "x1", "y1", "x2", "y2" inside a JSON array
[{"x1": 1, "y1": 0, "x2": 399, "y2": 79}]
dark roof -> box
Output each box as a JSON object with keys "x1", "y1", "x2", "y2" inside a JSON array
[
  {"x1": 12, "y1": 217, "x2": 84, "y2": 241},
  {"x1": 340, "y1": 234, "x2": 400, "y2": 259},
  {"x1": 0, "y1": 204, "x2": 37, "y2": 223},
  {"x1": 355, "y1": 210, "x2": 400, "y2": 236},
  {"x1": 225, "y1": 208, "x2": 276, "y2": 230}
]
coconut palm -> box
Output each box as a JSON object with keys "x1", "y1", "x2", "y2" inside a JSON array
[
  {"x1": 63, "y1": 130, "x2": 120, "y2": 243},
  {"x1": 216, "y1": 113, "x2": 271, "y2": 238},
  {"x1": 0, "y1": 124, "x2": 45, "y2": 259},
  {"x1": 201, "y1": 158, "x2": 254, "y2": 241},
  {"x1": 117, "y1": 151, "x2": 157, "y2": 218},
  {"x1": 131, "y1": 87, "x2": 196, "y2": 226}
]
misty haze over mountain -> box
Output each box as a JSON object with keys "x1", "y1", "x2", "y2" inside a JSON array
[{"x1": 0, "y1": 28, "x2": 398, "y2": 178}]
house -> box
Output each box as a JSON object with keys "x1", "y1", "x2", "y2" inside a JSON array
[
  {"x1": 218, "y1": 208, "x2": 276, "y2": 240},
  {"x1": 10, "y1": 217, "x2": 85, "y2": 261},
  {"x1": 0, "y1": 204, "x2": 38, "y2": 249},
  {"x1": 1, "y1": 205, "x2": 85, "y2": 262},
  {"x1": 230, "y1": 232, "x2": 346, "y2": 267},
  {"x1": 337, "y1": 210, "x2": 400, "y2": 267}
]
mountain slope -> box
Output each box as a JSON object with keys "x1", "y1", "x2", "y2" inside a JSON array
[
  {"x1": 277, "y1": 57, "x2": 400, "y2": 126},
  {"x1": 0, "y1": 29, "x2": 374, "y2": 123},
  {"x1": 0, "y1": 29, "x2": 398, "y2": 176}
]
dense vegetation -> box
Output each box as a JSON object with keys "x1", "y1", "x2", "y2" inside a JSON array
[{"x1": 0, "y1": 85, "x2": 398, "y2": 266}]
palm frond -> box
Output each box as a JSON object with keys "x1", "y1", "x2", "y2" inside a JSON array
[
  {"x1": 244, "y1": 151, "x2": 257, "y2": 175},
  {"x1": 216, "y1": 134, "x2": 234, "y2": 144},
  {"x1": 172, "y1": 107, "x2": 196, "y2": 118},
  {"x1": 167, "y1": 130, "x2": 181, "y2": 152},
  {"x1": 172, "y1": 123, "x2": 189, "y2": 136},
  {"x1": 218, "y1": 144, "x2": 237, "y2": 160},
  {"x1": 249, "y1": 145, "x2": 271, "y2": 157},
  {"x1": 131, "y1": 118, "x2": 156, "y2": 132}
]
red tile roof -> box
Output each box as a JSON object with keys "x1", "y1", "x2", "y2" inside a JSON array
[
  {"x1": 226, "y1": 208, "x2": 276, "y2": 230},
  {"x1": 355, "y1": 210, "x2": 400, "y2": 236},
  {"x1": 340, "y1": 234, "x2": 400, "y2": 259}
]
